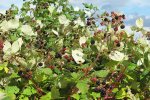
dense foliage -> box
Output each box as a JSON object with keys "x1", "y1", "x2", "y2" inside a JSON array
[{"x1": 0, "y1": 0, "x2": 150, "y2": 99}]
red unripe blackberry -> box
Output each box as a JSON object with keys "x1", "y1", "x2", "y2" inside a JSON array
[
  {"x1": 48, "y1": 66, "x2": 55, "y2": 70},
  {"x1": 100, "y1": 22, "x2": 104, "y2": 26},
  {"x1": 64, "y1": 55, "x2": 69, "y2": 59},
  {"x1": 0, "y1": 40, "x2": 3, "y2": 49},
  {"x1": 114, "y1": 27, "x2": 118, "y2": 31},
  {"x1": 90, "y1": 77, "x2": 97, "y2": 82}
]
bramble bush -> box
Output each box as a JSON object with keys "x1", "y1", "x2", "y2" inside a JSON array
[{"x1": 0, "y1": 0, "x2": 150, "y2": 100}]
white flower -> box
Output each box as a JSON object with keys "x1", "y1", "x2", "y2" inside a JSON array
[
  {"x1": 72, "y1": 49, "x2": 85, "y2": 64},
  {"x1": 3, "y1": 38, "x2": 23, "y2": 59},
  {"x1": 74, "y1": 17, "x2": 85, "y2": 27},
  {"x1": 36, "y1": 20, "x2": 43, "y2": 28},
  {"x1": 79, "y1": 36, "x2": 88, "y2": 47},
  {"x1": 0, "y1": 20, "x2": 8, "y2": 32},
  {"x1": 48, "y1": 6, "x2": 55, "y2": 13},
  {"x1": 58, "y1": 15, "x2": 70, "y2": 26},
  {"x1": 57, "y1": 7, "x2": 62, "y2": 13},
  {"x1": 109, "y1": 51, "x2": 127, "y2": 61},
  {"x1": 111, "y1": 35, "x2": 118, "y2": 41},
  {"x1": 52, "y1": 29, "x2": 59, "y2": 36},
  {"x1": 137, "y1": 58, "x2": 144, "y2": 66},
  {"x1": 0, "y1": 19, "x2": 19, "y2": 32},
  {"x1": 20, "y1": 25, "x2": 37, "y2": 36},
  {"x1": 136, "y1": 18, "x2": 143, "y2": 28},
  {"x1": 138, "y1": 37, "x2": 150, "y2": 53},
  {"x1": 74, "y1": 7, "x2": 80, "y2": 11},
  {"x1": 84, "y1": 10, "x2": 91, "y2": 17},
  {"x1": 138, "y1": 37, "x2": 150, "y2": 47},
  {"x1": 96, "y1": 42, "x2": 108, "y2": 52}
]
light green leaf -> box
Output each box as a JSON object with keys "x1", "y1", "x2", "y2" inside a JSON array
[
  {"x1": 91, "y1": 92, "x2": 100, "y2": 99},
  {"x1": 5, "y1": 86, "x2": 19, "y2": 94},
  {"x1": 76, "y1": 81, "x2": 88, "y2": 94},
  {"x1": 115, "y1": 88, "x2": 126, "y2": 99},
  {"x1": 94, "y1": 70, "x2": 109, "y2": 77},
  {"x1": 41, "y1": 68, "x2": 52, "y2": 75},
  {"x1": 40, "y1": 92, "x2": 51, "y2": 100},
  {"x1": 0, "y1": 62, "x2": 8, "y2": 71},
  {"x1": 128, "y1": 63, "x2": 137, "y2": 70},
  {"x1": 72, "y1": 94, "x2": 80, "y2": 100},
  {"x1": 22, "y1": 86, "x2": 36, "y2": 96}
]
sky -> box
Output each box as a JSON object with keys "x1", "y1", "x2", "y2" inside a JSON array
[{"x1": 0, "y1": 0, "x2": 150, "y2": 28}]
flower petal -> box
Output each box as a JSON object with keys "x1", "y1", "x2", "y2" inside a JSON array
[{"x1": 136, "y1": 18, "x2": 143, "y2": 28}]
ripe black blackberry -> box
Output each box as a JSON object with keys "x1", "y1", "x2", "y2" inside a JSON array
[
  {"x1": 18, "y1": 70, "x2": 23, "y2": 76},
  {"x1": 96, "y1": 80, "x2": 100, "y2": 85},
  {"x1": 109, "y1": 85, "x2": 113, "y2": 89},
  {"x1": 105, "y1": 84, "x2": 110, "y2": 89},
  {"x1": 100, "y1": 88, "x2": 106, "y2": 96},
  {"x1": 102, "y1": 80, "x2": 106, "y2": 85},
  {"x1": 87, "y1": 21, "x2": 91, "y2": 26},
  {"x1": 94, "y1": 87, "x2": 100, "y2": 92},
  {"x1": 115, "y1": 16, "x2": 118, "y2": 20},
  {"x1": 55, "y1": 53, "x2": 62, "y2": 58},
  {"x1": 122, "y1": 14, "x2": 125, "y2": 19},
  {"x1": 90, "y1": 39, "x2": 95, "y2": 45},
  {"x1": 120, "y1": 24, "x2": 125, "y2": 29},
  {"x1": 116, "y1": 42, "x2": 121, "y2": 47},
  {"x1": 104, "y1": 18, "x2": 108, "y2": 22}
]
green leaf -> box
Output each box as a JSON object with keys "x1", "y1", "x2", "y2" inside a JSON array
[
  {"x1": 90, "y1": 45, "x2": 98, "y2": 52},
  {"x1": 5, "y1": 86, "x2": 19, "y2": 94},
  {"x1": 51, "y1": 86, "x2": 60, "y2": 99},
  {"x1": 91, "y1": 92, "x2": 100, "y2": 99},
  {"x1": 22, "y1": 86, "x2": 36, "y2": 96},
  {"x1": 58, "y1": 78, "x2": 68, "y2": 88},
  {"x1": 76, "y1": 81, "x2": 88, "y2": 94},
  {"x1": 71, "y1": 72, "x2": 79, "y2": 79},
  {"x1": 41, "y1": 68, "x2": 52, "y2": 75},
  {"x1": 115, "y1": 88, "x2": 126, "y2": 99},
  {"x1": 72, "y1": 94, "x2": 80, "y2": 100},
  {"x1": 112, "y1": 88, "x2": 119, "y2": 93},
  {"x1": 0, "y1": 62, "x2": 8, "y2": 70},
  {"x1": 40, "y1": 92, "x2": 51, "y2": 100},
  {"x1": 83, "y1": 3, "x2": 93, "y2": 9},
  {"x1": 126, "y1": 74, "x2": 134, "y2": 80},
  {"x1": 105, "y1": 61, "x2": 117, "y2": 67},
  {"x1": 94, "y1": 70, "x2": 109, "y2": 77}
]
